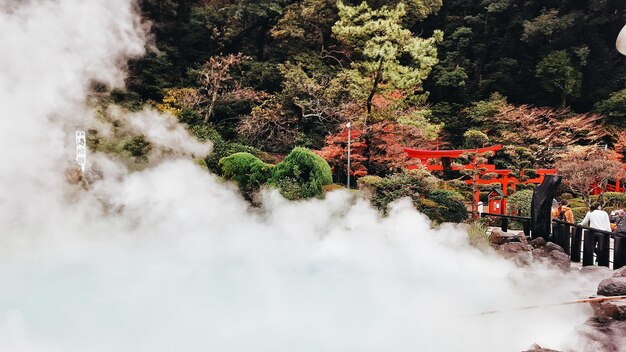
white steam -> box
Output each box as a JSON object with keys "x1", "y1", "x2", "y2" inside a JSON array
[{"x1": 0, "y1": 1, "x2": 598, "y2": 351}]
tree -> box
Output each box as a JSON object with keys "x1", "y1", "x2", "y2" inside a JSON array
[
  {"x1": 220, "y1": 152, "x2": 273, "y2": 199},
  {"x1": 269, "y1": 147, "x2": 333, "y2": 200},
  {"x1": 535, "y1": 51, "x2": 582, "y2": 108},
  {"x1": 472, "y1": 95, "x2": 608, "y2": 167},
  {"x1": 594, "y1": 88, "x2": 626, "y2": 126},
  {"x1": 198, "y1": 54, "x2": 247, "y2": 123},
  {"x1": 507, "y1": 189, "x2": 533, "y2": 216},
  {"x1": 332, "y1": 1, "x2": 442, "y2": 115},
  {"x1": 555, "y1": 146, "x2": 624, "y2": 205},
  {"x1": 317, "y1": 116, "x2": 441, "y2": 183},
  {"x1": 463, "y1": 129, "x2": 489, "y2": 149}
]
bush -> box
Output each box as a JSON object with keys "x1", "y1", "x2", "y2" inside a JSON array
[
  {"x1": 220, "y1": 152, "x2": 273, "y2": 199},
  {"x1": 196, "y1": 125, "x2": 265, "y2": 175},
  {"x1": 421, "y1": 189, "x2": 469, "y2": 223},
  {"x1": 599, "y1": 192, "x2": 626, "y2": 209},
  {"x1": 568, "y1": 197, "x2": 586, "y2": 208},
  {"x1": 571, "y1": 207, "x2": 588, "y2": 223},
  {"x1": 123, "y1": 135, "x2": 152, "y2": 162},
  {"x1": 463, "y1": 129, "x2": 489, "y2": 149},
  {"x1": 468, "y1": 220, "x2": 490, "y2": 248},
  {"x1": 507, "y1": 189, "x2": 533, "y2": 216},
  {"x1": 560, "y1": 192, "x2": 573, "y2": 200},
  {"x1": 269, "y1": 147, "x2": 333, "y2": 200},
  {"x1": 368, "y1": 170, "x2": 439, "y2": 212}
]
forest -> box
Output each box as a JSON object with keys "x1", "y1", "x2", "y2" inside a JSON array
[{"x1": 104, "y1": 0, "x2": 626, "y2": 221}]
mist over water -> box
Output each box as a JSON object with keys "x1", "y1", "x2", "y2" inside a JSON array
[{"x1": 0, "y1": 1, "x2": 599, "y2": 351}]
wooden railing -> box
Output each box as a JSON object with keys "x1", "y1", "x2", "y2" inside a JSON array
[{"x1": 480, "y1": 213, "x2": 626, "y2": 269}]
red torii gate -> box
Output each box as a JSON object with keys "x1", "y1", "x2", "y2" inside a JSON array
[{"x1": 404, "y1": 145, "x2": 557, "y2": 214}]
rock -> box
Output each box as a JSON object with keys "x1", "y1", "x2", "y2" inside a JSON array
[
  {"x1": 497, "y1": 242, "x2": 533, "y2": 265},
  {"x1": 612, "y1": 266, "x2": 626, "y2": 278},
  {"x1": 489, "y1": 228, "x2": 525, "y2": 246},
  {"x1": 532, "y1": 248, "x2": 549, "y2": 259},
  {"x1": 529, "y1": 237, "x2": 547, "y2": 248},
  {"x1": 548, "y1": 250, "x2": 571, "y2": 270},
  {"x1": 594, "y1": 299, "x2": 626, "y2": 320},
  {"x1": 580, "y1": 266, "x2": 613, "y2": 277},
  {"x1": 597, "y1": 277, "x2": 626, "y2": 296},
  {"x1": 576, "y1": 317, "x2": 626, "y2": 352},
  {"x1": 523, "y1": 344, "x2": 561, "y2": 352},
  {"x1": 544, "y1": 241, "x2": 565, "y2": 253}
]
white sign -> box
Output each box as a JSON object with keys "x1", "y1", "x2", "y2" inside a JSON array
[{"x1": 75, "y1": 130, "x2": 87, "y2": 172}]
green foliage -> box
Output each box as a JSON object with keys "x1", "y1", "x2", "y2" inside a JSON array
[
  {"x1": 220, "y1": 152, "x2": 273, "y2": 198},
  {"x1": 333, "y1": 1, "x2": 443, "y2": 106},
  {"x1": 367, "y1": 169, "x2": 439, "y2": 212},
  {"x1": 194, "y1": 124, "x2": 265, "y2": 175},
  {"x1": 535, "y1": 51, "x2": 582, "y2": 107},
  {"x1": 594, "y1": 88, "x2": 626, "y2": 125},
  {"x1": 571, "y1": 207, "x2": 587, "y2": 223},
  {"x1": 421, "y1": 189, "x2": 469, "y2": 223},
  {"x1": 507, "y1": 190, "x2": 533, "y2": 217},
  {"x1": 363, "y1": 170, "x2": 467, "y2": 223},
  {"x1": 123, "y1": 135, "x2": 152, "y2": 162},
  {"x1": 594, "y1": 192, "x2": 626, "y2": 209},
  {"x1": 463, "y1": 129, "x2": 489, "y2": 149},
  {"x1": 269, "y1": 147, "x2": 333, "y2": 200},
  {"x1": 467, "y1": 220, "x2": 490, "y2": 248},
  {"x1": 522, "y1": 10, "x2": 577, "y2": 42}
]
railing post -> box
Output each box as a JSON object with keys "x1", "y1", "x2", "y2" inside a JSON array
[
  {"x1": 597, "y1": 231, "x2": 611, "y2": 267},
  {"x1": 561, "y1": 223, "x2": 571, "y2": 255},
  {"x1": 571, "y1": 226, "x2": 582, "y2": 263},
  {"x1": 501, "y1": 216, "x2": 508, "y2": 232},
  {"x1": 582, "y1": 229, "x2": 595, "y2": 266},
  {"x1": 615, "y1": 236, "x2": 626, "y2": 270},
  {"x1": 523, "y1": 220, "x2": 531, "y2": 238}
]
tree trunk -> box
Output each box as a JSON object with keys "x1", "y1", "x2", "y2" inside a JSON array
[
  {"x1": 366, "y1": 57, "x2": 385, "y2": 118},
  {"x1": 204, "y1": 80, "x2": 220, "y2": 124}
]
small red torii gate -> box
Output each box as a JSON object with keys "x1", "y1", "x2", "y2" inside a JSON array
[{"x1": 404, "y1": 145, "x2": 557, "y2": 214}]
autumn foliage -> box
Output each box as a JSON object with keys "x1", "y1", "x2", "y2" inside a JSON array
[{"x1": 317, "y1": 121, "x2": 437, "y2": 182}]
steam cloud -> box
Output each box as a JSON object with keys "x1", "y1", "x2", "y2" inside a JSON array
[{"x1": 0, "y1": 1, "x2": 602, "y2": 351}]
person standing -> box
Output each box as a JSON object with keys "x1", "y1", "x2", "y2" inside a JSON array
[
  {"x1": 579, "y1": 202, "x2": 612, "y2": 232},
  {"x1": 552, "y1": 199, "x2": 575, "y2": 223},
  {"x1": 611, "y1": 209, "x2": 626, "y2": 234}
]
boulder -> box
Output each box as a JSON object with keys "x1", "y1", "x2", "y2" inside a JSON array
[
  {"x1": 580, "y1": 266, "x2": 613, "y2": 277},
  {"x1": 529, "y1": 237, "x2": 547, "y2": 248},
  {"x1": 489, "y1": 228, "x2": 525, "y2": 246},
  {"x1": 523, "y1": 344, "x2": 561, "y2": 352},
  {"x1": 576, "y1": 317, "x2": 626, "y2": 352},
  {"x1": 548, "y1": 250, "x2": 571, "y2": 270},
  {"x1": 597, "y1": 277, "x2": 626, "y2": 296},
  {"x1": 594, "y1": 299, "x2": 626, "y2": 320},
  {"x1": 612, "y1": 266, "x2": 626, "y2": 278},
  {"x1": 544, "y1": 241, "x2": 565, "y2": 253},
  {"x1": 497, "y1": 242, "x2": 533, "y2": 265}
]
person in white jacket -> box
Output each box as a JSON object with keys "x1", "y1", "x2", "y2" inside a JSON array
[{"x1": 579, "y1": 202, "x2": 612, "y2": 232}]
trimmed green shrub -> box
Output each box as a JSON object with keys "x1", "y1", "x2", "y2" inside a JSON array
[
  {"x1": 220, "y1": 152, "x2": 273, "y2": 198},
  {"x1": 364, "y1": 170, "x2": 467, "y2": 223},
  {"x1": 421, "y1": 189, "x2": 469, "y2": 223},
  {"x1": 269, "y1": 147, "x2": 333, "y2": 200},
  {"x1": 507, "y1": 189, "x2": 533, "y2": 216},
  {"x1": 598, "y1": 192, "x2": 626, "y2": 209},
  {"x1": 368, "y1": 170, "x2": 439, "y2": 212},
  {"x1": 571, "y1": 207, "x2": 588, "y2": 223},
  {"x1": 195, "y1": 125, "x2": 265, "y2": 175}
]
